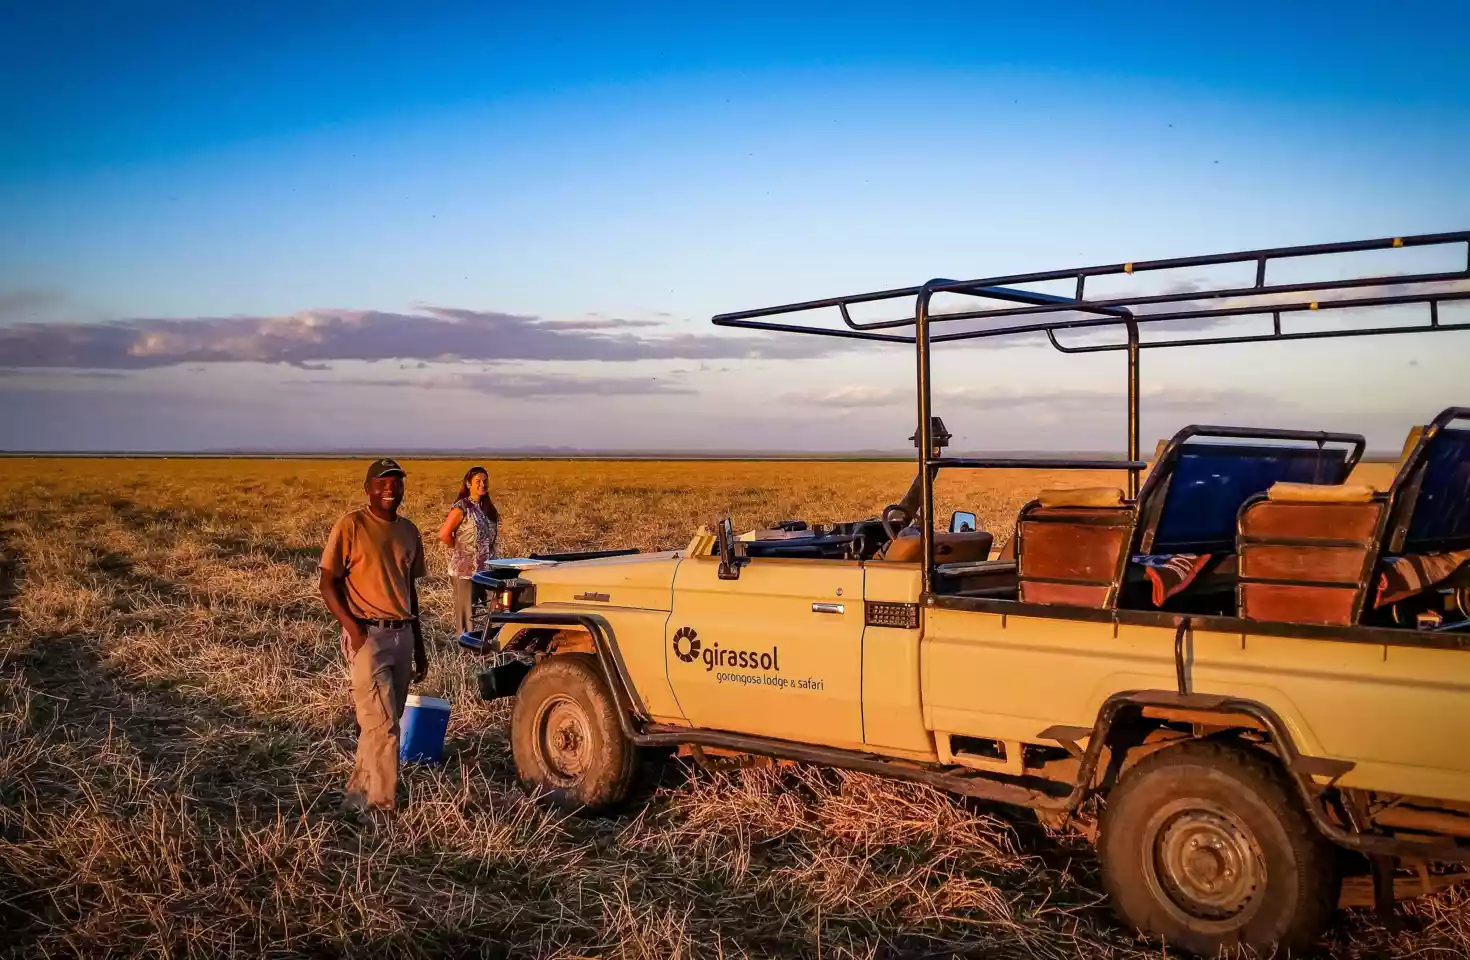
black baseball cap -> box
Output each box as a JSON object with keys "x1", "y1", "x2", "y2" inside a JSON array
[{"x1": 365, "y1": 457, "x2": 407, "y2": 483}]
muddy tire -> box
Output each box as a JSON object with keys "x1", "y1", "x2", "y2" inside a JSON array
[
  {"x1": 1099, "y1": 740, "x2": 1339, "y2": 956},
  {"x1": 510, "y1": 653, "x2": 637, "y2": 814}
]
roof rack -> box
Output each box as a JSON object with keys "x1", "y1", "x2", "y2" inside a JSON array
[
  {"x1": 710, "y1": 231, "x2": 1470, "y2": 596},
  {"x1": 712, "y1": 231, "x2": 1470, "y2": 350}
]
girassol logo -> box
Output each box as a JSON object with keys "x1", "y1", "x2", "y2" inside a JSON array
[
  {"x1": 672, "y1": 626, "x2": 702, "y2": 663},
  {"x1": 671, "y1": 626, "x2": 780, "y2": 673}
]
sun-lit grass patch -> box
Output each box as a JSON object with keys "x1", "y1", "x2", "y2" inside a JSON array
[{"x1": 0, "y1": 456, "x2": 1444, "y2": 959}]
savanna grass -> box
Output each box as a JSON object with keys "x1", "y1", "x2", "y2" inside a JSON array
[{"x1": 2, "y1": 457, "x2": 1459, "y2": 959}]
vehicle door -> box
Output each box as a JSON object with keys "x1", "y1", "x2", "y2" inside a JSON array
[
  {"x1": 860, "y1": 560, "x2": 933, "y2": 754},
  {"x1": 667, "y1": 550, "x2": 865, "y2": 748}
]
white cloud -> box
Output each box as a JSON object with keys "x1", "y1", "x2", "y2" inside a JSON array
[
  {"x1": 0, "y1": 304, "x2": 843, "y2": 370},
  {"x1": 780, "y1": 385, "x2": 909, "y2": 407},
  {"x1": 308, "y1": 370, "x2": 695, "y2": 397}
]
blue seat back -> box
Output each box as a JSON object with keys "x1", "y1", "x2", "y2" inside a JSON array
[
  {"x1": 1402, "y1": 427, "x2": 1470, "y2": 553},
  {"x1": 1149, "y1": 443, "x2": 1351, "y2": 555}
]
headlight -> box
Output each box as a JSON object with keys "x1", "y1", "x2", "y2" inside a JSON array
[
  {"x1": 495, "y1": 577, "x2": 535, "y2": 612},
  {"x1": 474, "y1": 573, "x2": 535, "y2": 613}
]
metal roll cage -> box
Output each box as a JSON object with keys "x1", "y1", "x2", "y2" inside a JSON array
[{"x1": 712, "y1": 230, "x2": 1470, "y2": 596}]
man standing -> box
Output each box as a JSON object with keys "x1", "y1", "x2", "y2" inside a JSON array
[{"x1": 319, "y1": 457, "x2": 429, "y2": 813}]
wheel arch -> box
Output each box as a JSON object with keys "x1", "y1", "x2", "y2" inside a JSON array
[
  {"x1": 1073, "y1": 691, "x2": 1470, "y2": 863},
  {"x1": 500, "y1": 624, "x2": 598, "y2": 656},
  {"x1": 1101, "y1": 695, "x2": 1296, "y2": 781},
  {"x1": 488, "y1": 611, "x2": 651, "y2": 738}
]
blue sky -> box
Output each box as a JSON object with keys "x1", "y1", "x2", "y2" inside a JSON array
[{"x1": 2, "y1": 1, "x2": 1468, "y2": 452}]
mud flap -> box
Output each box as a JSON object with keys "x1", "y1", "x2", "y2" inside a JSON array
[
  {"x1": 477, "y1": 657, "x2": 532, "y2": 701},
  {"x1": 1372, "y1": 855, "x2": 1402, "y2": 931}
]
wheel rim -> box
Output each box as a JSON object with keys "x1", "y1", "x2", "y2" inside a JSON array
[
  {"x1": 532, "y1": 694, "x2": 592, "y2": 787},
  {"x1": 1143, "y1": 798, "x2": 1266, "y2": 930}
]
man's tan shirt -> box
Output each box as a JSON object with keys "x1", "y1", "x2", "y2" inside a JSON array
[{"x1": 320, "y1": 507, "x2": 426, "y2": 620}]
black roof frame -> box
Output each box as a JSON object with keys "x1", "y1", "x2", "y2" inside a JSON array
[{"x1": 710, "y1": 230, "x2": 1470, "y2": 598}]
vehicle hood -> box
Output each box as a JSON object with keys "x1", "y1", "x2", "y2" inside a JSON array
[{"x1": 515, "y1": 550, "x2": 682, "y2": 611}]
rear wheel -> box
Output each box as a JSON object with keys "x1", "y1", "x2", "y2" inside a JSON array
[
  {"x1": 1099, "y1": 740, "x2": 1340, "y2": 956},
  {"x1": 510, "y1": 654, "x2": 637, "y2": 813}
]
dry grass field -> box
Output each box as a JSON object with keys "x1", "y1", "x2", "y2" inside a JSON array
[{"x1": 2, "y1": 456, "x2": 1464, "y2": 959}]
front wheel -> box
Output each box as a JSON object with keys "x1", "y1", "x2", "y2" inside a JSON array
[
  {"x1": 1098, "y1": 740, "x2": 1340, "y2": 956},
  {"x1": 510, "y1": 653, "x2": 637, "y2": 813}
]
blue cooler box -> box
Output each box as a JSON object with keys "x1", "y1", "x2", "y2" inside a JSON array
[{"x1": 400, "y1": 694, "x2": 451, "y2": 765}]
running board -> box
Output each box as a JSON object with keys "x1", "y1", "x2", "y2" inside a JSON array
[{"x1": 636, "y1": 723, "x2": 1066, "y2": 810}]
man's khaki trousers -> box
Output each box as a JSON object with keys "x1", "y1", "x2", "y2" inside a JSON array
[{"x1": 341, "y1": 624, "x2": 413, "y2": 811}]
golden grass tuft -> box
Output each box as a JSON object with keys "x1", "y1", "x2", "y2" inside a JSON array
[{"x1": 1, "y1": 456, "x2": 1458, "y2": 959}]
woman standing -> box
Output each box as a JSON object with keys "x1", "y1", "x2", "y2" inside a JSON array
[{"x1": 438, "y1": 465, "x2": 500, "y2": 635}]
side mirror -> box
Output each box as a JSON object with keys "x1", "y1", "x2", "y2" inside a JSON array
[
  {"x1": 949, "y1": 510, "x2": 977, "y2": 534},
  {"x1": 716, "y1": 516, "x2": 745, "y2": 580}
]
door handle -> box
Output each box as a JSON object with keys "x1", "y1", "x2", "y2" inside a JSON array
[{"x1": 811, "y1": 602, "x2": 845, "y2": 614}]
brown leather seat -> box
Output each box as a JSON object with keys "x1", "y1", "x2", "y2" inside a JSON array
[
  {"x1": 1237, "y1": 483, "x2": 1386, "y2": 625},
  {"x1": 935, "y1": 530, "x2": 995, "y2": 563},
  {"x1": 1234, "y1": 425, "x2": 1425, "y2": 626},
  {"x1": 1016, "y1": 487, "x2": 1133, "y2": 607},
  {"x1": 1233, "y1": 420, "x2": 1470, "y2": 626},
  {"x1": 874, "y1": 470, "x2": 995, "y2": 563},
  {"x1": 1398, "y1": 425, "x2": 1426, "y2": 466},
  {"x1": 880, "y1": 529, "x2": 994, "y2": 563}
]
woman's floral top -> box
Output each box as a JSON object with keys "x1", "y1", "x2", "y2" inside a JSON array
[{"x1": 448, "y1": 498, "x2": 498, "y2": 578}]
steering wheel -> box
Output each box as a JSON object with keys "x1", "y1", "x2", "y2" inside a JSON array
[{"x1": 881, "y1": 504, "x2": 912, "y2": 542}]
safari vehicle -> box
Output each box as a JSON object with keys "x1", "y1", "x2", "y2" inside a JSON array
[{"x1": 469, "y1": 231, "x2": 1470, "y2": 956}]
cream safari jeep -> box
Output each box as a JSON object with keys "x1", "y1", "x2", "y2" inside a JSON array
[{"x1": 472, "y1": 231, "x2": 1470, "y2": 956}]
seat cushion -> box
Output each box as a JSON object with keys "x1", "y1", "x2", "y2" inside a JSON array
[
  {"x1": 878, "y1": 531, "x2": 922, "y2": 562},
  {"x1": 933, "y1": 530, "x2": 994, "y2": 564},
  {"x1": 878, "y1": 529, "x2": 994, "y2": 563},
  {"x1": 1037, "y1": 486, "x2": 1126, "y2": 509},
  {"x1": 1267, "y1": 482, "x2": 1378, "y2": 504}
]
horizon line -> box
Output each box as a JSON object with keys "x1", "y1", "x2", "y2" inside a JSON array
[{"x1": 0, "y1": 447, "x2": 1407, "y2": 463}]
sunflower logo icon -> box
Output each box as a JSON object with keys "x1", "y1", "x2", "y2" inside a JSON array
[{"x1": 672, "y1": 627, "x2": 701, "y2": 663}]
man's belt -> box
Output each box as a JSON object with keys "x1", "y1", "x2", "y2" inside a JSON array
[{"x1": 354, "y1": 616, "x2": 417, "y2": 628}]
